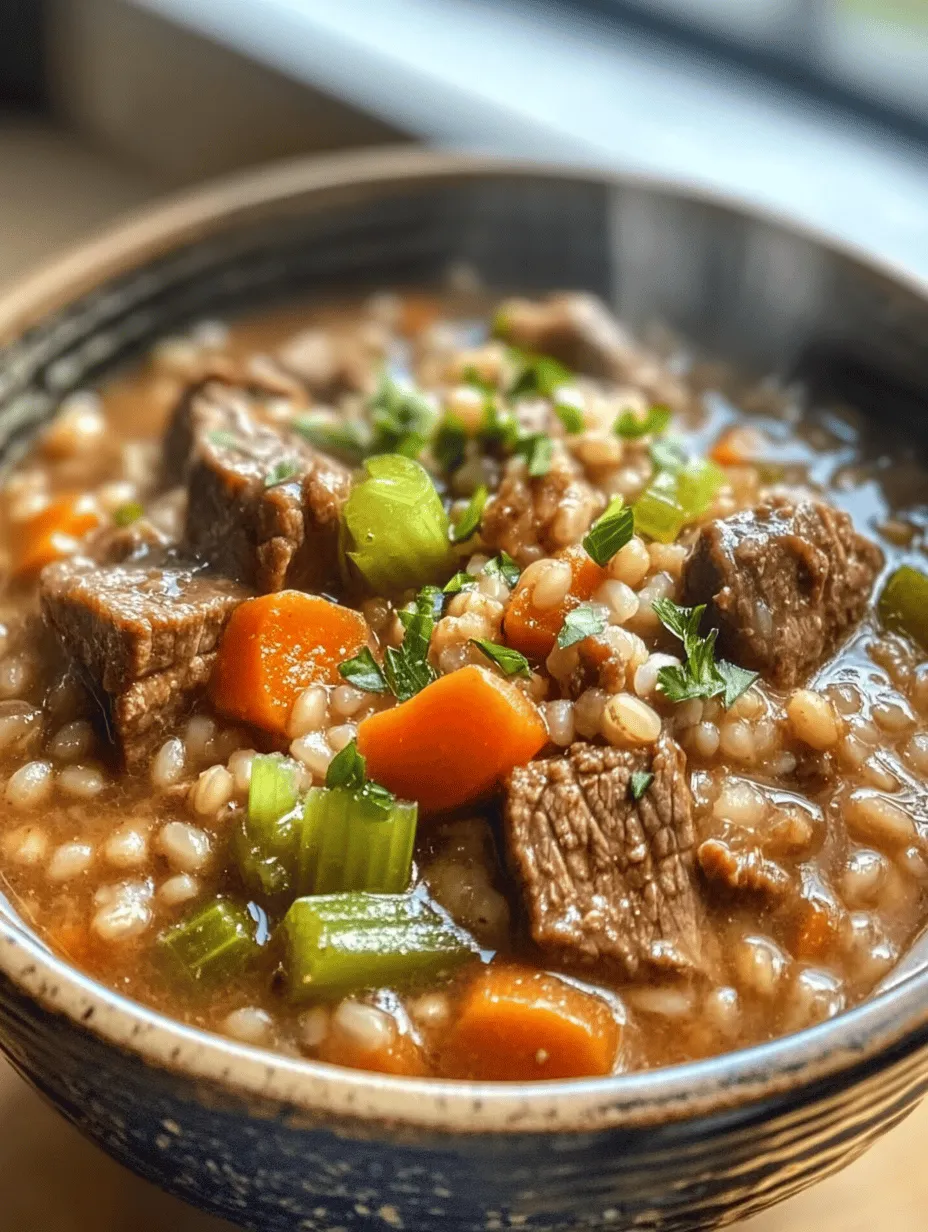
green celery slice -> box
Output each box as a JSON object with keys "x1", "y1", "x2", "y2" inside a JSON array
[
  {"x1": 157, "y1": 898, "x2": 259, "y2": 986},
  {"x1": 676, "y1": 458, "x2": 725, "y2": 520},
  {"x1": 279, "y1": 893, "x2": 477, "y2": 1001},
  {"x1": 633, "y1": 474, "x2": 687, "y2": 543},
  {"x1": 235, "y1": 754, "x2": 301, "y2": 898},
  {"x1": 340, "y1": 454, "x2": 455, "y2": 594},
  {"x1": 879, "y1": 565, "x2": 928, "y2": 650},
  {"x1": 297, "y1": 787, "x2": 417, "y2": 896}
]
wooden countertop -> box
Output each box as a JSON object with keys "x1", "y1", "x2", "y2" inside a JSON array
[{"x1": 0, "y1": 1050, "x2": 923, "y2": 1232}]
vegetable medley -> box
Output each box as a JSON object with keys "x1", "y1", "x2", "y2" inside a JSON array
[{"x1": 1, "y1": 288, "x2": 928, "y2": 1082}]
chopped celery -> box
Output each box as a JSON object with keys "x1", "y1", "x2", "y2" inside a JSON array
[
  {"x1": 157, "y1": 898, "x2": 260, "y2": 986},
  {"x1": 236, "y1": 754, "x2": 301, "y2": 898},
  {"x1": 879, "y1": 565, "x2": 928, "y2": 650},
  {"x1": 296, "y1": 788, "x2": 417, "y2": 895},
  {"x1": 633, "y1": 473, "x2": 687, "y2": 544},
  {"x1": 279, "y1": 893, "x2": 477, "y2": 1001},
  {"x1": 677, "y1": 458, "x2": 725, "y2": 520},
  {"x1": 340, "y1": 454, "x2": 455, "y2": 594}
]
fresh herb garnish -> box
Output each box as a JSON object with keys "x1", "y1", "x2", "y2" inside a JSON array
[
  {"x1": 629, "y1": 770, "x2": 654, "y2": 801},
  {"x1": 325, "y1": 739, "x2": 395, "y2": 815},
  {"x1": 615, "y1": 404, "x2": 672, "y2": 439},
  {"x1": 264, "y1": 458, "x2": 301, "y2": 488},
  {"x1": 368, "y1": 373, "x2": 437, "y2": 458},
  {"x1": 583, "y1": 496, "x2": 634, "y2": 566},
  {"x1": 383, "y1": 589, "x2": 440, "y2": 702},
  {"x1": 414, "y1": 585, "x2": 445, "y2": 621},
  {"x1": 338, "y1": 647, "x2": 388, "y2": 693},
  {"x1": 208, "y1": 429, "x2": 240, "y2": 449},
  {"x1": 293, "y1": 414, "x2": 371, "y2": 463},
  {"x1": 443, "y1": 571, "x2": 477, "y2": 595},
  {"x1": 557, "y1": 602, "x2": 609, "y2": 649},
  {"x1": 483, "y1": 551, "x2": 521, "y2": 589},
  {"x1": 651, "y1": 598, "x2": 758, "y2": 707},
  {"x1": 433, "y1": 413, "x2": 468, "y2": 472},
  {"x1": 112, "y1": 501, "x2": 144, "y2": 528},
  {"x1": 514, "y1": 431, "x2": 554, "y2": 477},
  {"x1": 452, "y1": 485, "x2": 488, "y2": 543},
  {"x1": 479, "y1": 400, "x2": 521, "y2": 452},
  {"x1": 508, "y1": 348, "x2": 573, "y2": 400},
  {"x1": 470, "y1": 639, "x2": 532, "y2": 678},
  {"x1": 554, "y1": 400, "x2": 585, "y2": 434}
]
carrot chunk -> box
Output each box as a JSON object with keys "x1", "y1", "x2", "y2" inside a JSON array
[
  {"x1": 440, "y1": 966, "x2": 621, "y2": 1081},
  {"x1": 503, "y1": 544, "x2": 606, "y2": 659},
  {"x1": 211, "y1": 591, "x2": 368, "y2": 735},
  {"x1": 318, "y1": 1022, "x2": 429, "y2": 1077},
  {"x1": 12, "y1": 493, "x2": 101, "y2": 577},
  {"x1": 357, "y1": 665, "x2": 547, "y2": 814}
]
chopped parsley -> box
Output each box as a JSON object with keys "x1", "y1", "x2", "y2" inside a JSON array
[
  {"x1": 264, "y1": 458, "x2": 301, "y2": 488},
  {"x1": 556, "y1": 602, "x2": 609, "y2": 650},
  {"x1": 368, "y1": 373, "x2": 437, "y2": 458},
  {"x1": 452, "y1": 485, "x2": 488, "y2": 543},
  {"x1": 582, "y1": 496, "x2": 634, "y2": 566},
  {"x1": 615, "y1": 404, "x2": 672, "y2": 439},
  {"x1": 293, "y1": 414, "x2": 370, "y2": 463},
  {"x1": 483, "y1": 551, "x2": 521, "y2": 589},
  {"x1": 508, "y1": 348, "x2": 573, "y2": 400},
  {"x1": 470, "y1": 639, "x2": 532, "y2": 678},
  {"x1": 443, "y1": 571, "x2": 477, "y2": 596},
  {"x1": 514, "y1": 431, "x2": 554, "y2": 477},
  {"x1": 433, "y1": 413, "x2": 468, "y2": 472},
  {"x1": 479, "y1": 399, "x2": 521, "y2": 452},
  {"x1": 112, "y1": 501, "x2": 143, "y2": 528},
  {"x1": 629, "y1": 770, "x2": 654, "y2": 801},
  {"x1": 651, "y1": 598, "x2": 758, "y2": 707},
  {"x1": 338, "y1": 647, "x2": 388, "y2": 693},
  {"x1": 554, "y1": 400, "x2": 585, "y2": 434},
  {"x1": 325, "y1": 739, "x2": 394, "y2": 816},
  {"x1": 383, "y1": 589, "x2": 440, "y2": 702}
]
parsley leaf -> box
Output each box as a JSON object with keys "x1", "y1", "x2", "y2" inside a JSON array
[
  {"x1": 629, "y1": 770, "x2": 654, "y2": 801},
  {"x1": 112, "y1": 501, "x2": 143, "y2": 528},
  {"x1": 615, "y1": 404, "x2": 672, "y2": 439},
  {"x1": 470, "y1": 639, "x2": 532, "y2": 678},
  {"x1": 484, "y1": 551, "x2": 521, "y2": 589},
  {"x1": 479, "y1": 400, "x2": 521, "y2": 452},
  {"x1": 433, "y1": 413, "x2": 468, "y2": 472},
  {"x1": 557, "y1": 602, "x2": 608, "y2": 649},
  {"x1": 554, "y1": 400, "x2": 584, "y2": 434},
  {"x1": 264, "y1": 458, "x2": 301, "y2": 488},
  {"x1": 652, "y1": 598, "x2": 758, "y2": 707},
  {"x1": 452, "y1": 485, "x2": 488, "y2": 543},
  {"x1": 368, "y1": 373, "x2": 437, "y2": 457},
  {"x1": 508, "y1": 348, "x2": 573, "y2": 400},
  {"x1": 514, "y1": 432, "x2": 554, "y2": 477},
  {"x1": 326, "y1": 740, "x2": 367, "y2": 790},
  {"x1": 384, "y1": 595, "x2": 439, "y2": 702},
  {"x1": 716, "y1": 659, "x2": 760, "y2": 709},
  {"x1": 414, "y1": 585, "x2": 445, "y2": 621},
  {"x1": 583, "y1": 496, "x2": 634, "y2": 566},
  {"x1": 338, "y1": 647, "x2": 388, "y2": 693},
  {"x1": 443, "y1": 571, "x2": 477, "y2": 595},
  {"x1": 293, "y1": 414, "x2": 371, "y2": 463}
]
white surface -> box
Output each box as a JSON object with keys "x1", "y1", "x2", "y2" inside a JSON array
[{"x1": 131, "y1": 0, "x2": 928, "y2": 282}]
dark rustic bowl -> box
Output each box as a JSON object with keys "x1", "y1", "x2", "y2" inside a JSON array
[{"x1": 0, "y1": 149, "x2": 927, "y2": 1232}]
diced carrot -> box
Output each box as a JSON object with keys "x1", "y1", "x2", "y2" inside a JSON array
[
  {"x1": 792, "y1": 896, "x2": 841, "y2": 961},
  {"x1": 11, "y1": 493, "x2": 101, "y2": 578},
  {"x1": 440, "y1": 966, "x2": 621, "y2": 1081},
  {"x1": 211, "y1": 591, "x2": 369, "y2": 735},
  {"x1": 357, "y1": 665, "x2": 547, "y2": 814},
  {"x1": 710, "y1": 425, "x2": 765, "y2": 467},
  {"x1": 318, "y1": 1024, "x2": 429, "y2": 1077},
  {"x1": 503, "y1": 544, "x2": 607, "y2": 659}
]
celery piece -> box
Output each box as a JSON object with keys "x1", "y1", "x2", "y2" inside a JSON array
[
  {"x1": 279, "y1": 893, "x2": 477, "y2": 1001},
  {"x1": 633, "y1": 474, "x2": 687, "y2": 544},
  {"x1": 677, "y1": 458, "x2": 725, "y2": 521},
  {"x1": 296, "y1": 788, "x2": 417, "y2": 896},
  {"x1": 341, "y1": 454, "x2": 455, "y2": 594},
  {"x1": 879, "y1": 565, "x2": 928, "y2": 650},
  {"x1": 157, "y1": 898, "x2": 259, "y2": 986},
  {"x1": 236, "y1": 754, "x2": 302, "y2": 898}
]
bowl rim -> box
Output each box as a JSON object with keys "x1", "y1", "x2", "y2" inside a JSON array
[{"x1": 0, "y1": 145, "x2": 927, "y2": 1135}]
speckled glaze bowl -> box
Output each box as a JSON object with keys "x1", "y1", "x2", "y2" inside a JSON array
[{"x1": 1, "y1": 150, "x2": 928, "y2": 1232}]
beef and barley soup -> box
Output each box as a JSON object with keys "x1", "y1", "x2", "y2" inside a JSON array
[{"x1": 0, "y1": 287, "x2": 927, "y2": 1081}]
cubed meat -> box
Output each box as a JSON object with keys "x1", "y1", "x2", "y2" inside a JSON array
[
  {"x1": 505, "y1": 735, "x2": 713, "y2": 979},
  {"x1": 494, "y1": 292, "x2": 638, "y2": 381},
  {"x1": 41, "y1": 554, "x2": 248, "y2": 765},
  {"x1": 682, "y1": 496, "x2": 884, "y2": 689},
  {"x1": 164, "y1": 379, "x2": 352, "y2": 591}
]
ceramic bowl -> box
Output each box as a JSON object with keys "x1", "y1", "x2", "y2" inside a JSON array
[{"x1": 0, "y1": 150, "x2": 927, "y2": 1232}]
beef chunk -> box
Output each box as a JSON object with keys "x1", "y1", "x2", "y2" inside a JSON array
[
  {"x1": 682, "y1": 497, "x2": 883, "y2": 689},
  {"x1": 481, "y1": 456, "x2": 600, "y2": 561},
  {"x1": 41, "y1": 554, "x2": 248, "y2": 765},
  {"x1": 164, "y1": 378, "x2": 351, "y2": 591},
  {"x1": 505, "y1": 736, "x2": 712, "y2": 979},
  {"x1": 495, "y1": 293, "x2": 638, "y2": 381},
  {"x1": 697, "y1": 838, "x2": 791, "y2": 901},
  {"x1": 275, "y1": 326, "x2": 381, "y2": 400}
]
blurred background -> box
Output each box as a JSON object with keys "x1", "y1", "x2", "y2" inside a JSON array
[{"x1": 1, "y1": 0, "x2": 928, "y2": 1228}]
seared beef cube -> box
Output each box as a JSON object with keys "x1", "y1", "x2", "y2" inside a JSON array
[
  {"x1": 495, "y1": 292, "x2": 639, "y2": 382},
  {"x1": 682, "y1": 497, "x2": 884, "y2": 689},
  {"x1": 505, "y1": 735, "x2": 712, "y2": 979},
  {"x1": 275, "y1": 326, "x2": 381, "y2": 400},
  {"x1": 41, "y1": 555, "x2": 248, "y2": 765},
  {"x1": 165, "y1": 380, "x2": 351, "y2": 592}
]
